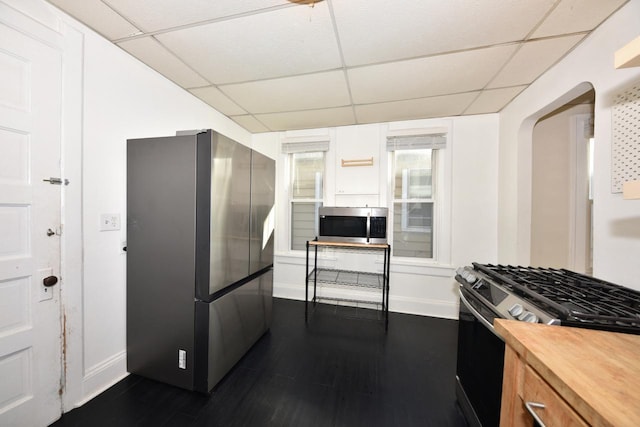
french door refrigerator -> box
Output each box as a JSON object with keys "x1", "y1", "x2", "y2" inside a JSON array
[{"x1": 126, "y1": 129, "x2": 275, "y2": 393}]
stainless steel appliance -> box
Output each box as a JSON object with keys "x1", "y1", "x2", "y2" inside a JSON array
[
  {"x1": 126, "y1": 129, "x2": 275, "y2": 393},
  {"x1": 455, "y1": 263, "x2": 640, "y2": 426},
  {"x1": 318, "y1": 206, "x2": 387, "y2": 244}
]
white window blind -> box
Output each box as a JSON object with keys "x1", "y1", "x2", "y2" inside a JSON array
[
  {"x1": 386, "y1": 134, "x2": 446, "y2": 151},
  {"x1": 282, "y1": 140, "x2": 330, "y2": 154}
]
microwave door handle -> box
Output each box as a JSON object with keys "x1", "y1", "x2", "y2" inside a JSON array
[
  {"x1": 366, "y1": 213, "x2": 370, "y2": 243},
  {"x1": 458, "y1": 288, "x2": 502, "y2": 339}
]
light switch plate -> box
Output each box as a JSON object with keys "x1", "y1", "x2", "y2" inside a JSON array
[{"x1": 100, "y1": 213, "x2": 121, "y2": 231}]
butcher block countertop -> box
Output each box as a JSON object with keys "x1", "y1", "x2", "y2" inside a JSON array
[{"x1": 495, "y1": 319, "x2": 640, "y2": 427}]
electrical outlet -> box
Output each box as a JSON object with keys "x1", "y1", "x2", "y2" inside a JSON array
[
  {"x1": 178, "y1": 349, "x2": 186, "y2": 369},
  {"x1": 100, "y1": 214, "x2": 121, "y2": 231}
]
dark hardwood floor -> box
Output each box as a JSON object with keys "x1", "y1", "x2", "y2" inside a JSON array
[{"x1": 51, "y1": 298, "x2": 467, "y2": 427}]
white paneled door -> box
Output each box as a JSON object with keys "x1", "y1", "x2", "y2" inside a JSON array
[{"x1": 0, "y1": 4, "x2": 64, "y2": 427}]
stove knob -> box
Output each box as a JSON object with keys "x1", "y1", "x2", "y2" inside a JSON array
[
  {"x1": 508, "y1": 303, "x2": 524, "y2": 318},
  {"x1": 520, "y1": 312, "x2": 538, "y2": 323}
]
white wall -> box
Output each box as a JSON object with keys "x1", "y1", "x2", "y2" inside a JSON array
[
  {"x1": 14, "y1": 0, "x2": 258, "y2": 409},
  {"x1": 265, "y1": 114, "x2": 499, "y2": 319},
  {"x1": 498, "y1": 0, "x2": 640, "y2": 289}
]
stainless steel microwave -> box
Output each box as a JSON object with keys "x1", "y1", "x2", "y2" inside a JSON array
[{"x1": 318, "y1": 207, "x2": 388, "y2": 244}]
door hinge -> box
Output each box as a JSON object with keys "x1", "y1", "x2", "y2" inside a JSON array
[{"x1": 43, "y1": 177, "x2": 69, "y2": 185}]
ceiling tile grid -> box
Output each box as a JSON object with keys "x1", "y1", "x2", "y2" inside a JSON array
[
  {"x1": 347, "y1": 44, "x2": 519, "y2": 105},
  {"x1": 118, "y1": 37, "x2": 210, "y2": 88},
  {"x1": 45, "y1": 0, "x2": 630, "y2": 132},
  {"x1": 531, "y1": 0, "x2": 629, "y2": 38},
  {"x1": 102, "y1": 0, "x2": 292, "y2": 34},
  {"x1": 463, "y1": 86, "x2": 528, "y2": 115},
  {"x1": 332, "y1": 0, "x2": 558, "y2": 66},
  {"x1": 155, "y1": 3, "x2": 342, "y2": 85},
  {"x1": 487, "y1": 34, "x2": 585, "y2": 88},
  {"x1": 355, "y1": 92, "x2": 479, "y2": 124},
  {"x1": 220, "y1": 70, "x2": 351, "y2": 114},
  {"x1": 255, "y1": 106, "x2": 356, "y2": 131},
  {"x1": 49, "y1": 0, "x2": 140, "y2": 40},
  {"x1": 188, "y1": 86, "x2": 247, "y2": 116}
]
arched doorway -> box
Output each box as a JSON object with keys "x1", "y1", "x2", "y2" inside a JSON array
[{"x1": 530, "y1": 88, "x2": 594, "y2": 273}]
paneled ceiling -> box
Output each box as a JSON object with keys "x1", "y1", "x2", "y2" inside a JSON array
[{"x1": 46, "y1": 0, "x2": 627, "y2": 133}]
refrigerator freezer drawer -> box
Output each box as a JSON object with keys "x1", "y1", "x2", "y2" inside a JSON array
[{"x1": 194, "y1": 269, "x2": 273, "y2": 392}]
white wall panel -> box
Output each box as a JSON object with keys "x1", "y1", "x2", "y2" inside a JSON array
[
  {"x1": 0, "y1": 278, "x2": 30, "y2": 335},
  {"x1": 0, "y1": 50, "x2": 29, "y2": 111},
  {"x1": 0, "y1": 349, "x2": 31, "y2": 411},
  {"x1": 0, "y1": 206, "x2": 30, "y2": 258},
  {"x1": 0, "y1": 129, "x2": 29, "y2": 186}
]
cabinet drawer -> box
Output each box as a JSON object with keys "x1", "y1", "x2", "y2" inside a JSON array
[{"x1": 522, "y1": 365, "x2": 588, "y2": 427}]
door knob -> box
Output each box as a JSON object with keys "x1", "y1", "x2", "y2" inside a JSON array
[
  {"x1": 47, "y1": 228, "x2": 55, "y2": 236},
  {"x1": 43, "y1": 276, "x2": 58, "y2": 287}
]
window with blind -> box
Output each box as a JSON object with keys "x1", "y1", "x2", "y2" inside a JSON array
[
  {"x1": 283, "y1": 140, "x2": 328, "y2": 250},
  {"x1": 387, "y1": 133, "x2": 446, "y2": 259}
]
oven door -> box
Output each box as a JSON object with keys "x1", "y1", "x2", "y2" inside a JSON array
[{"x1": 456, "y1": 287, "x2": 505, "y2": 427}]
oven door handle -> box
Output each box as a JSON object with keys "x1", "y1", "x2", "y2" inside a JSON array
[{"x1": 458, "y1": 289, "x2": 502, "y2": 339}]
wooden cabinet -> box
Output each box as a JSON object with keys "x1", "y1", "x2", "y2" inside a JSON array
[
  {"x1": 496, "y1": 319, "x2": 640, "y2": 427},
  {"x1": 500, "y1": 345, "x2": 587, "y2": 427},
  {"x1": 522, "y1": 365, "x2": 587, "y2": 427}
]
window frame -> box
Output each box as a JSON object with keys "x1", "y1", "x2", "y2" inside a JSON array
[
  {"x1": 287, "y1": 150, "x2": 326, "y2": 252},
  {"x1": 390, "y1": 148, "x2": 437, "y2": 259},
  {"x1": 385, "y1": 126, "x2": 451, "y2": 265}
]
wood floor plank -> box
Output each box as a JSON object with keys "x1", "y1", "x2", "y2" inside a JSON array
[{"x1": 51, "y1": 298, "x2": 467, "y2": 427}]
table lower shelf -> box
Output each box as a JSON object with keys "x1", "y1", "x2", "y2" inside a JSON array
[{"x1": 307, "y1": 268, "x2": 384, "y2": 290}]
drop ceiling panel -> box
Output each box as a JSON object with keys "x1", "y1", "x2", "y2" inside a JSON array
[
  {"x1": 355, "y1": 93, "x2": 478, "y2": 124},
  {"x1": 44, "y1": 0, "x2": 622, "y2": 132},
  {"x1": 156, "y1": 4, "x2": 341, "y2": 85},
  {"x1": 488, "y1": 34, "x2": 584, "y2": 89},
  {"x1": 531, "y1": 0, "x2": 628, "y2": 38},
  {"x1": 348, "y1": 45, "x2": 518, "y2": 105},
  {"x1": 103, "y1": 0, "x2": 290, "y2": 33},
  {"x1": 230, "y1": 115, "x2": 270, "y2": 133},
  {"x1": 48, "y1": 0, "x2": 140, "y2": 40},
  {"x1": 118, "y1": 37, "x2": 210, "y2": 88},
  {"x1": 333, "y1": 0, "x2": 556, "y2": 66},
  {"x1": 189, "y1": 87, "x2": 246, "y2": 116},
  {"x1": 221, "y1": 71, "x2": 350, "y2": 114},
  {"x1": 464, "y1": 86, "x2": 527, "y2": 115},
  {"x1": 256, "y1": 107, "x2": 356, "y2": 131}
]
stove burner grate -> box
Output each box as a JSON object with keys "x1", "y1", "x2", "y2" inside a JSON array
[{"x1": 472, "y1": 263, "x2": 640, "y2": 331}]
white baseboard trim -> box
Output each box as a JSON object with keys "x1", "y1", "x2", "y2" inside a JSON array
[
  {"x1": 77, "y1": 351, "x2": 128, "y2": 408},
  {"x1": 273, "y1": 283, "x2": 459, "y2": 320},
  {"x1": 273, "y1": 282, "x2": 305, "y2": 301},
  {"x1": 390, "y1": 295, "x2": 458, "y2": 319}
]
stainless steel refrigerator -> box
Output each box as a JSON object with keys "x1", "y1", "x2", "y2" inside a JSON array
[{"x1": 126, "y1": 129, "x2": 275, "y2": 392}]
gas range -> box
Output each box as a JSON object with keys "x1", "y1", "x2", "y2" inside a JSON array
[
  {"x1": 456, "y1": 263, "x2": 640, "y2": 335},
  {"x1": 455, "y1": 263, "x2": 640, "y2": 427}
]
